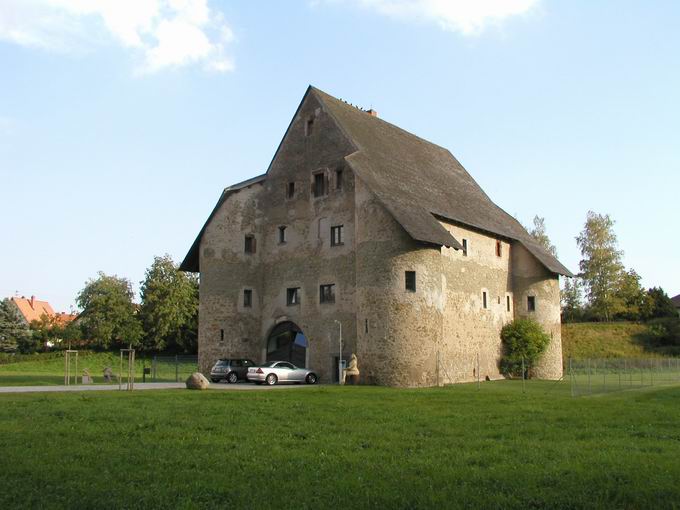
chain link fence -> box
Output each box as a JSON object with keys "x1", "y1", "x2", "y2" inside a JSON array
[{"x1": 568, "y1": 357, "x2": 680, "y2": 396}]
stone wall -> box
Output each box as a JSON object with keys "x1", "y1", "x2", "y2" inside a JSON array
[{"x1": 196, "y1": 91, "x2": 564, "y2": 385}]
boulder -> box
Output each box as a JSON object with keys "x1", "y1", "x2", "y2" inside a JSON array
[{"x1": 186, "y1": 372, "x2": 210, "y2": 390}]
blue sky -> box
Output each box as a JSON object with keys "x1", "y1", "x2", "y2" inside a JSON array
[{"x1": 1, "y1": 0, "x2": 679, "y2": 312}]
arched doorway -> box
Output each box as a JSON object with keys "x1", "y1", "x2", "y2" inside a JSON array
[{"x1": 266, "y1": 322, "x2": 308, "y2": 367}]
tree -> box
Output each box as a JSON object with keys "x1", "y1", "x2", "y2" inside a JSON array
[
  {"x1": 139, "y1": 255, "x2": 198, "y2": 352},
  {"x1": 29, "y1": 314, "x2": 83, "y2": 349},
  {"x1": 613, "y1": 269, "x2": 649, "y2": 321},
  {"x1": 528, "y1": 216, "x2": 558, "y2": 257},
  {"x1": 0, "y1": 299, "x2": 32, "y2": 353},
  {"x1": 644, "y1": 287, "x2": 676, "y2": 320},
  {"x1": 500, "y1": 318, "x2": 551, "y2": 377},
  {"x1": 561, "y1": 277, "x2": 584, "y2": 322},
  {"x1": 76, "y1": 273, "x2": 142, "y2": 349},
  {"x1": 576, "y1": 211, "x2": 625, "y2": 321}
]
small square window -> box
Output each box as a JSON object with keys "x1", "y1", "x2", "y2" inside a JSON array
[
  {"x1": 286, "y1": 182, "x2": 295, "y2": 199},
  {"x1": 313, "y1": 172, "x2": 327, "y2": 197},
  {"x1": 287, "y1": 287, "x2": 300, "y2": 306},
  {"x1": 482, "y1": 291, "x2": 488, "y2": 309},
  {"x1": 462, "y1": 239, "x2": 468, "y2": 257},
  {"x1": 496, "y1": 240, "x2": 502, "y2": 257},
  {"x1": 336, "y1": 168, "x2": 343, "y2": 190},
  {"x1": 320, "y1": 284, "x2": 335, "y2": 304},
  {"x1": 244, "y1": 235, "x2": 256, "y2": 254},
  {"x1": 405, "y1": 271, "x2": 416, "y2": 292},
  {"x1": 243, "y1": 289, "x2": 252, "y2": 308},
  {"x1": 528, "y1": 296, "x2": 536, "y2": 312},
  {"x1": 278, "y1": 226, "x2": 287, "y2": 244},
  {"x1": 331, "y1": 225, "x2": 344, "y2": 246}
]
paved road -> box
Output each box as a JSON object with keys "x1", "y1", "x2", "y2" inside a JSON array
[{"x1": 0, "y1": 382, "x2": 322, "y2": 394}]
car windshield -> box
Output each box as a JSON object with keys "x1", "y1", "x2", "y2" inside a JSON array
[{"x1": 215, "y1": 360, "x2": 230, "y2": 366}]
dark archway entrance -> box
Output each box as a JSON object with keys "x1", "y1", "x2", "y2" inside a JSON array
[{"x1": 266, "y1": 322, "x2": 308, "y2": 368}]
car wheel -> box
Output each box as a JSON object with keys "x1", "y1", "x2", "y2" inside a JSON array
[
  {"x1": 305, "y1": 373, "x2": 318, "y2": 385},
  {"x1": 227, "y1": 372, "x2": 238, "y2": 384},
  {"x1": 266, "y1": 374, "x2": 278, "y2": 386},
  {"x1": 210, "y1": 378, "x2": 218, "y2": 383}
]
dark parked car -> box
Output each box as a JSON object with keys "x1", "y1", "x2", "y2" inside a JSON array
[{"x1": 210, "y1": 358, "x2": 256, "y2": 383}]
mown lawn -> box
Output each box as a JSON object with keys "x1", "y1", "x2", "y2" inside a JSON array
[
  {"x1": 0, "y1": 352, "x2": 196, "y2": 386},
  {"x1": 1, "y1": 382, "x2": 680, "y2": 509}
]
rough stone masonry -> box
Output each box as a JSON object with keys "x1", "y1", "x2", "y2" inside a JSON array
[{"x1": 180, "y1": 86, "x2": 573, "y2": 387}]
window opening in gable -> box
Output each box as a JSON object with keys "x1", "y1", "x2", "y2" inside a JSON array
[
  {"x1": 243, "y1": 289, "x2": 252, "y2": 308},
  {"x1": 331, "y1": 225, "x2": 344, "y2": 246},
  {"x1": 244, "y1": 235, "x2": 256, "y2": 254}
]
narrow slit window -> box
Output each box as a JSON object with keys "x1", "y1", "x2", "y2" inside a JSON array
[
  {"x1": 243, "y1": 289, "x2": 252, "y2": 308},
  {"x1": 496, "y1": 240, "x2": 502, "y2": 257},
  {"x1": 527, "y1": 296, "x2": 536, "y2": 312},
  {"x1": 244, "y1": 235, "x2": 256, "y2": 254},
  {"x1": 506, "y1": 295, "x2": 511, "y2": 312},
  {"x1": 365, "y1": 319, "x2": 369, "y2": 334},
  {"x1": 220, "y1": 329, "x2": 224, "y2": 342},
  {"x1": 278, "y1": 226, "x2": 287, "y2": 244},
  {"x1": 287, "y1": 182, "x2": 295, "y2": 199},
  {"x1": 405, "y1": 271, "x2": 416, "y2": 292},
  {"x1": 287, "y1": 287, "x2": 300, "y2": 306},
  {"x1": 306, "y1": 117, "x2": 314, "y2": 136},
  {"x1": 313, "y1": 172, "x2": 327, "y2": 197},
  {"x1": 331, "y1": 225, "x2": 344, "y2": 246},
  {"x1": 462, "y1": 239, "x2": 468, "y2": 257},
  {"x1": 482, "y1": 291, "x2": 488, "y2": 309},
  {"x1": 336, "y1": 168, "x2": 343, "y2": 190},
  {"x1": 320, "y1": 284, "x2": 336, "y2": 304}
]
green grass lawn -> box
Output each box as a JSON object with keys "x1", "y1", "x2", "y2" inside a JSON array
[
  {"x1": 0, "y1": 352, "x2": 197, "y2": 386},
  {"x1": 2, "y1": 382, "x2": 680, "y2": 509}
]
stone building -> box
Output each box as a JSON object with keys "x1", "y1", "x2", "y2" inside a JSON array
[{"x1": 180, "y1": 86, "x2": 573, "y2": 387}]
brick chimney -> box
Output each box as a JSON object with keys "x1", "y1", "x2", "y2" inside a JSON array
[
  {"x1": 30, "y1": 296, "x2": 35, "y2": 309},
  {"x1": 367, "y1": 109, "x2": 378, "y2": 117}
]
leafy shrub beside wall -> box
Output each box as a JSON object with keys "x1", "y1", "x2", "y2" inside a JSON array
[{"x1": 500, "y1": 318, "x2": 550, "y2": 378}]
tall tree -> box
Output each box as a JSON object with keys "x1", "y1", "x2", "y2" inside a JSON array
[
  {"x1": 645, "y1": 287, "x2": 677, "y2": 320},
  {"x1": 561, "y1": 277, "x2": 584, "y2": 322},
  {"x1": 76, "y1": 273, "x2": 142, "y2": 349},
  {"x1": 0, "y1": 299, "x2": 31, "y2": 353},
  {"x1": 139, "y1": 255, "x2": 198, "y2": 352},
  {"x1": 613, "y1": 269, "x2": 648, "y2": 321},
  {"x1": 576, "y1": 211, "x2": 625, "y2": 321},
  {"x1": 528, "y1": 216, "x2": 558, "y2": 257}
]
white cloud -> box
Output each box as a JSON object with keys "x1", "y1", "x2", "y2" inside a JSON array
[
  {"x1": 0, "y1": 0, "x2": 235, "y2": 73},
  {"x1": 321, "y1": 0, "x2": 540, "y2": 35}
]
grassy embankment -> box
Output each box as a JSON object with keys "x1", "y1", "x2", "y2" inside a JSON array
[
  {"x1": 1, "y1": 382, "x2": 680, "y2": 509},
  {"x1": 562, "y1": 321, "x2": 671, "y2": 359}
]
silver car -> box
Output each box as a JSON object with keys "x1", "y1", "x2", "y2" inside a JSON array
[{"x1": 247, "y1": 361, "x2": 318, "y2": 386}]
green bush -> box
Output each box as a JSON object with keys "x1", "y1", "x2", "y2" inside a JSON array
[
  {"x1": 500, "y1": 318, "x2": 551, "y2": 378},
  {"x1": 647, "y1": 318, "x2": 680, "y2": 347}
]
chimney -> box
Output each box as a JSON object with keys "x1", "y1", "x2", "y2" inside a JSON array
[
  {"x1": 367, "y1": 109, "x2": 378, "y2": 117},
  {"x1": 30, "y1": 296, "x2": 35, "y2": 309}
]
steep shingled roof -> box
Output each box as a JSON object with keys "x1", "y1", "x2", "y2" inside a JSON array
[
  {"x1": 310, "y1": 87, "x2": 572, "y2": 276},
  {"x1": 180, "y1": 86, "x2": 572, "y2": 276}
]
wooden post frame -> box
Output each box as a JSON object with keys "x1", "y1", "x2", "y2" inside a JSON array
[
  {"x1": 64, "y1": 350, "x2": 79, "y2": 386},
  {"x1": 119, "y1": 349, "x2": 135, "y2": 391}
]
